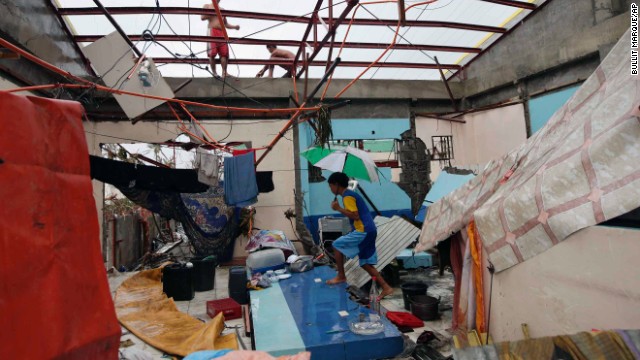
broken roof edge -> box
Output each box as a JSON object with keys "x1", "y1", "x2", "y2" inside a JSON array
[{"x1": 159, "y1": 77, "x2": 464, "y2": 100}]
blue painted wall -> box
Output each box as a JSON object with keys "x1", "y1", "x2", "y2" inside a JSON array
[
  {"x1": 529, "y1": 84, "x2": 581, "y2": 134},
  {"x1": 299, "y1": 118, "x2": 413, "y2": 241}
]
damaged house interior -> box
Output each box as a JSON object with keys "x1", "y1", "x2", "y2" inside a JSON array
[{"x1": 0, "y1": 0, "x2": 639, "y2": 359}]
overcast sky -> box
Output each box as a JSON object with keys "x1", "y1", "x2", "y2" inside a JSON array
[{"x1": 58, "y1": 0, "x2": 526, "y2": 79}]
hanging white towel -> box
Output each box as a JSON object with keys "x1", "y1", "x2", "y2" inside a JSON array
[{"x1": 196, "y1": 148, "x2": 219, "y2": 186}]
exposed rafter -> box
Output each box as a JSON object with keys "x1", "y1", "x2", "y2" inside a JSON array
[
  {"x1": 152, "y1": 57, "x2": 461, "y2": 70},
  {"x1": 73, "y1": 34, "x2": 481, "y2": 54},
  {"x1": 294, "y1": 0, "x2": 324, "y2": 71},
  {"x1": 477, "y1": 0, "x2": 537, "y2": 10},
  {"x1": 56, "y1": 7, "x2": 507, "y2": 33},
  {"x1": 50, "y1": 1, "x2": 548, "y2": 82},
  {"x1": 297, "y1": 0, "x2": 359, "y2": 79}
]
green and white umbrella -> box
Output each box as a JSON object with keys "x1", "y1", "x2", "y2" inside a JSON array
[{"x1": 301, "y1": 145, "x2": 380, "y2": 182}]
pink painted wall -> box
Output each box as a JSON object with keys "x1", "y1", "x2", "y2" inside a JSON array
[{"x1": 482, "y1": 225, "x2": 640, "y2": 342}]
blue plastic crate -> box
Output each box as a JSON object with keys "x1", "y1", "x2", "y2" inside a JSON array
[{"x1": 396, "y1": 249, "x2": 433, "y2": 269}]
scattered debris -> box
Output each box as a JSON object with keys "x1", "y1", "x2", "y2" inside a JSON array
[
  {"x1": 119, "y1": 339, "x2": 135, "y2": 348},
  {"x1": 118, "y1": 347, "x2": 155, "y2": 360}
]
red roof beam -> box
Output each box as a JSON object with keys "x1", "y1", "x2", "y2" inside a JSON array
[
  {"x1": 294, "y1": 0, "x2": 324, "y2": 69},
  {"x1": 152, "y1": 57, "x2": 462, "y2": 70},
  {"x1": 56, "y1": 7, "x2": 506, "y2": 33},
  {"x1": 73, "y1": 35, "x2": 482, "y2": 53},
  {"x1": 297, "y1": 0, "x2": 359, "y2": 79}
]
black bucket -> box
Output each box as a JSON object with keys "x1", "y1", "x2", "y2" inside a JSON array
[
  {"x1": 162, "y1": 263, "x2": 194, "y2": 301},
  {"x1": 191, "y1": 256, "x2": 216, "y2": 292},
  {"x1": 229, "y1": 266, "x2": 249, "y2": 305},
  {"x1": 401, "y1": 282, "x2": 428, "y2": 310},
  {"x1": 410, "y1": 295, "x2": 440, "y2": 321}
]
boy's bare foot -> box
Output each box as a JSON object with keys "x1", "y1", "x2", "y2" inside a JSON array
[
  {"x1": 378, "y1": 286, "x2": 394, "y2": 300},
  {"x1": 326, "y1": 276, "x2": 347, "y2": 285}
]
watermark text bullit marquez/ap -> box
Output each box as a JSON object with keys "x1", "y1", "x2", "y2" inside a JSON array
[{"x1": 632, "y1": 3, "x2": 638, "y2": 75}]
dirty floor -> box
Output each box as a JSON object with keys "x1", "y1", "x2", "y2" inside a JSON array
[{"x1": 108, "y1": 265, "x2": 454, "y2": 359}]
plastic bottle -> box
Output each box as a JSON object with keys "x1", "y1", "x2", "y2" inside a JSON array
[{"x1": 369, "y1": 276, "x2": 380, "y2": 314}]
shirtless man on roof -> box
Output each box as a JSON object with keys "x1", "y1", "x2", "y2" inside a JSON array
[
  {"x1": 201, "y1": 0, "x2": 239, "y2": 79},
  {"x1": 256, "y1": 45, "x2": 296, "y2": 78}
]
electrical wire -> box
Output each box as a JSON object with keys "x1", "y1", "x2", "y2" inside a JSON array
[
  {"x1": 332, "y1": 0, "x2": 438, "y2": 97},
  {"x1": 188, "y1": 0, "x2": 194, "y2": 78},
  {"x1": 360, "y1": 5, "x2": 438, "y2": 63},
  {"x1": 228, "y1": 44, "x2": 242, "y2": 78},
  {"x1": 86, "y1": 0, "x2": 349, "y2": 91},
  {"x1": 218, "y1": 120, "x2": 233, "y2": 142},
  {"x1": 160, "y1": 12, "x2": 195, "y2": 57},
  {"x1": 99, "y1": 5, "x2": 161, "y2": 82},
  {"x1": 411, "y1": 0, "x2": 455, "y2": 11},
  {"x1": 143, "y1": 1, "x2": 348, "y2": 56},
  {"x1": 85, "y1": 131, "x2": 179, "y2": 143},
  {"x1": 369, "y1": 2, "x2": 430, "y2": 79},
  {"x1": 321, "y1": 0, "x2": 438, "y2": 100},
  {"x1": 87, "y1": 8, "x2": 164, "y2": 107},
  {"x1": 227, "y1": 1, "x2": 348, "y2": 46}
]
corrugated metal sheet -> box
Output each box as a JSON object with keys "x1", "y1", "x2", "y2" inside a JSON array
[{"x1": 344, "y1": 215, "x2": 421, "y2": 288}]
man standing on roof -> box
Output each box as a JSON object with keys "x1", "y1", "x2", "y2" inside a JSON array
[
  {"x1": 256, "y1": 45, "x2": 296, "y2": 78},
  {"x1": 326, "y1": 172, "x2": 393, "y2": 299},
  {"x1": 201, "y1": 0, "x2": 239, "y2": 79}
]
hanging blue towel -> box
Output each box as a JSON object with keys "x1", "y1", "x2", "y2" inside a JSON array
[{"x1": 224, "y1": 152, "x2": 258, "y2": 207}]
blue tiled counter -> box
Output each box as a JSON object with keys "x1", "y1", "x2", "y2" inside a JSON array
[{"x1": 250, "y1": 266, "x2": 404, "y2": 360}]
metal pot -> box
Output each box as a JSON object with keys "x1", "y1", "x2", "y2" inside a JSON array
[{"x1": 410, "y1": 295, "x2": 441, "y2": 321}]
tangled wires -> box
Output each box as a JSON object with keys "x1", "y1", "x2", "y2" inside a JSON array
[{"x1": 313, "y1": 104, "x2": 334, "y2": 148}]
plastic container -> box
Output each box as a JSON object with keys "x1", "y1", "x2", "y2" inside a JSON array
[
  {"x1": 386, "y1": 311, "x2": 424, "y2": 328},
  {"x1": 228, "y1": 266, "x2": 248, "y2": 305},
  {"x1": 349, "y1": 320, "x2": 385, "y2": 335},
  {"x1": 410, "y1": 295, "x2": 440, "y2": 321},
  {"x1": 206, "y1": 298, "x2": 241, "y2": 320},
  {"x1": 369, "y1": 276, "x2": 380, "y2": 314},
  {"x1": 401, "y1": 282, "x2": 428, "y2": 310},
  {"x1": 162, "y1": 263, "x2": 195, "y2": 301},
  {"x1": 191, "y1": 256, "x2": 216, "y2": 292}
]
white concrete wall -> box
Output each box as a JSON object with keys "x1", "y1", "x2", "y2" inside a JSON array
[
  {"x1": 483, "y1": 225, "x2": 640, "y2": 342},
  {"x1": 416, "y1": 104, "x2": 527, "y2": 181},
  {"x1": 84, "y1": 119, "x2": 297, "y2": 262}
]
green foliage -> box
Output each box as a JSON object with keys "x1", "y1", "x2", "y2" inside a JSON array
[{"x1": 104, "y1": 197, "x2": 140, "y2": 218}]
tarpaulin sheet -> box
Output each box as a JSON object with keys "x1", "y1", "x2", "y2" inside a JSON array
[
  {"x1": 0, "y1": 92, "x2": 120, "y2": 358},
  {"x1": 115, "y1": 268, "x2": 238, "y2": 356},
  {"x1": 417, "y1": 28, "x2": 640, "y2": 272}
]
